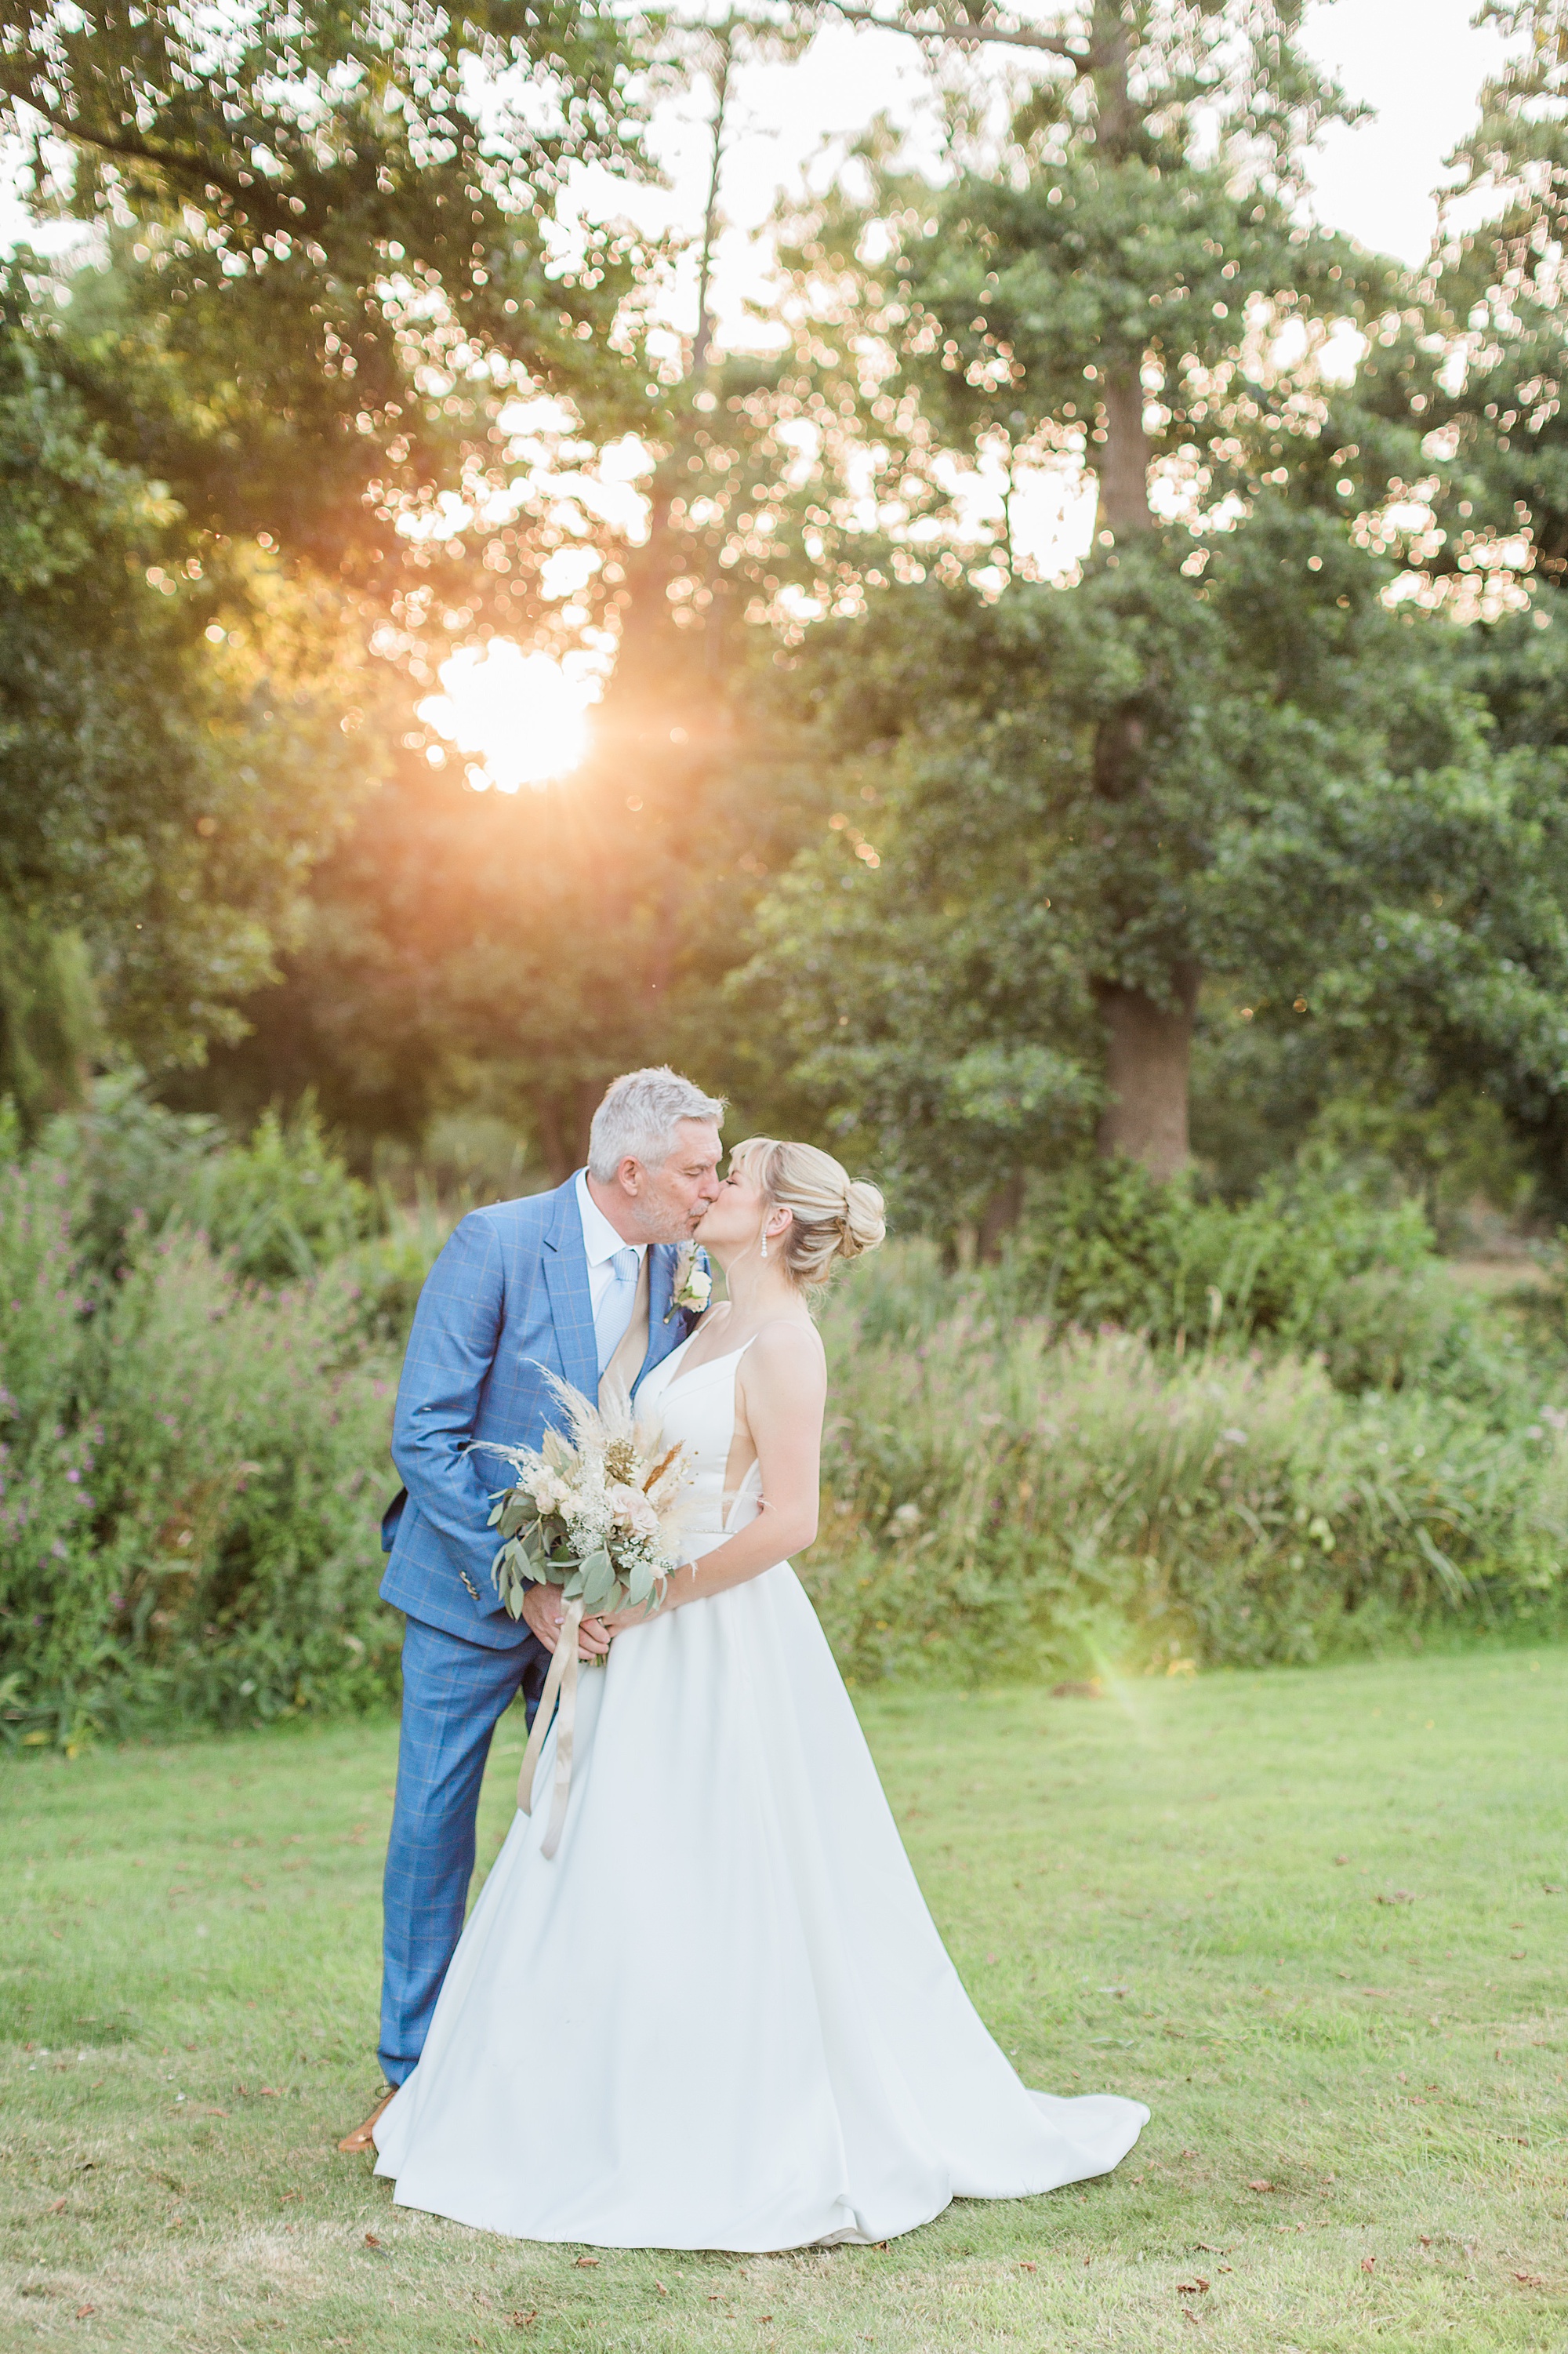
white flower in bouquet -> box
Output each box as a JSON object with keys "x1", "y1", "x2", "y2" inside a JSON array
[
  {"x1": 472, "y1": 1373, "x2": 694, "y2": 1633},
  {"x1": 469, "y1": 1376, "x2": 695, "y2": 1858}
]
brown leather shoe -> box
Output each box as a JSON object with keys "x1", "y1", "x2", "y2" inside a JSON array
[{"x1": 337, "y1": 2086, "x2": 397, "y2": 2153}]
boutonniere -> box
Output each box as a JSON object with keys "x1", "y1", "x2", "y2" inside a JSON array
[{"x1": 665, "y1": 1244, "x2": 713, "y2": 1322}]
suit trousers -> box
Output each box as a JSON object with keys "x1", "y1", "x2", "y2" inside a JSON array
[{"x1": 379, "y1": 1615, "x2": 545, "y2": 2085}]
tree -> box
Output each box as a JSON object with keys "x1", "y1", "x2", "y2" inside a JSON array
[
  {"x1": 181, "y1": 8, "x2": 833, "y2": 1172},
  {"x1": 0, "y1": 0, "x2": 660, "y2": 1109},
  {"x1": 1, "y1": 0, "x2": 644, "y2": 608},
  {"x1": 743, "y1": 488, "x2": 1568, "y2": 1232},
  {"x1": 0, "y1": 289, "x2": 368, "y2": 1117},
  {"x1": 729, "y1": 0, "x2": 1451, "y2": 1183}
]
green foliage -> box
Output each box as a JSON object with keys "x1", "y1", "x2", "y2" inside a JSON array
[
  {"x1": 191, "y1": 710, "x2": 812, "y2": 1176},
  {"x1": 744, "y1": 511, "x2": 1568, "y2": 1226},
  {"x1": 38, "y1": 1074, "x2": 376, "y2": 1282},
  {"x1": 183, "y1": 1103, "x2": 375, "y2": 1283},
  {"x1": 0, "y1": 299, "x2": 370, "y2": 1093},
  {"x1": 808, "y1": 1255, "x2": 1568, "y2": 1689},
  {"x1": 0, "y1": 906, "x2": 97, "y2": 1128},
  {"x1": 1016, "y1": 1152, "x2": 1439, "y2": 1353},
  {"x1": 0, "y1": 1132, "x2": 398, "y2": 1751},
  {"x1": 1, "y1": 0, "x2": 644, "y2": 615},
  {"x1": 3, "y1": 1096, "x2": 1565, "y2": 1753},
  {"x1": 38, "y1": 1071, "x2": 225, "y2": 1273}
]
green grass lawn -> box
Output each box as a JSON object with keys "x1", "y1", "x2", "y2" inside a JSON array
[{"x1": 2, "y1": 1648, "x2": 1565, "y2": 2352}]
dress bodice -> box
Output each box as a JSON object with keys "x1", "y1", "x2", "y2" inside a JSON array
[{"x1": 637, "y1": 1334, "x2": 762, "y2": 1557}]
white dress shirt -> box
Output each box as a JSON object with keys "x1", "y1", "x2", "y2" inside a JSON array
[{"x1": 574, "y1": 1169, "x2": 647, "y2": 1357}]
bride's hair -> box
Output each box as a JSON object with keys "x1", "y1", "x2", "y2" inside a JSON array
[{"x1": 731, "y1": 1139, "x2": 886, "y2": 1289}]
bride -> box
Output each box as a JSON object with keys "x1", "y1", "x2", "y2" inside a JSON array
[{"x1": 372, "y1": 1138, "x2": 1147, "y2": 2250}]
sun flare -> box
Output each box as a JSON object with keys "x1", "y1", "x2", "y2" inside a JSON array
[{"x1": 420, "y1": 641, "x2": 595, "y2": 791}]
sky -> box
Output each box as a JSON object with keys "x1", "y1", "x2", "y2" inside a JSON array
[
  {"x1": 0, "y1": 3, "x2": 1512, "y2": 282},
  {"x1": 634, "y1": 0, "x2": 1512, "y2": 351}
]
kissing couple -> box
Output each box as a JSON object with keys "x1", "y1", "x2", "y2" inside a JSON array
[{"x1": 344, "y1": 1066, "x2": 1147, "y2": 2248}]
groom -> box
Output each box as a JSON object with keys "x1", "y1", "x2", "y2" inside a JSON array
[{"x1": 339, "y1": 1066, "x2": 724, "y2": 2150}]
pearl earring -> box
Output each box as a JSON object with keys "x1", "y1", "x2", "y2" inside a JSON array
[{"x1": 760, "y1": 1230, "x2": 769, "y2": 1259}]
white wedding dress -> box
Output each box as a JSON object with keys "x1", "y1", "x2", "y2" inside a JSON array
[{"x1": 373, "y1": 1335, "x2": 1148, "y2": 2249}]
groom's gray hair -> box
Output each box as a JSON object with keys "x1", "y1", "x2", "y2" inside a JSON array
[{"x1": 587, "y1": 1067, "x2": 725, "y2": 1179}]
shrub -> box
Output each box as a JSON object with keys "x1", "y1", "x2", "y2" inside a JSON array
[
  {"x1": 804, "y1": 1259, "x2": 1568, "y2": 1686},
  {"x1": 41, "y1": 1071, "x2": 224, "y2": 1273},
  {"x1": 0, "y1": 1132, "x2": 399, "y2": 1749},
  {"x1": 42, "y1": 1077, "x2": 376, "y2": 1282},
  {"x1": 184, "y1": 1099, "x2": 376, "y2": 1281},
  {"x1": 1018, "y1": 1151, "x2": 1443, "y2": 1364},
  {"x1": 5, "y1": 1095, "x2": 1563, "y2": 1748}
]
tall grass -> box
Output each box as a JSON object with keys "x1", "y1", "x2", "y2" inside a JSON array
[
  {"x1": 807, "y1": 1251, "x2": 1568, "y2": 1684},
  {"x1": 4, "y1": 1092, "x2": 1565, "y2": 1746},
  {"x1": 1, "y1": 1140, "x2": 398, "y2": 1749}
]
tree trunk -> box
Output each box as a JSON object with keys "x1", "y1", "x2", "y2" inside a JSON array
[
  {"x1": 1094, "y1": 967, "x2": 1200, "y2": 1180},
  {"x1": 1083, "y1": 10, "x2": 1189, "y2": 1177},
  {"x1": 978, "y1": 1169, "x2": 1024, "y2": 1260},
  {"x1": 1096, "y1": 365, "x2": 1152, "y2": 539}
]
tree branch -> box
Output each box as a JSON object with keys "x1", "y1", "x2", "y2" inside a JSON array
[
  {"x1": 0, "y1": 82, "x2": 288, "y2": 229},
  {"x1": 824, "y1": 4, "x2": 1090, "y2": 64}
]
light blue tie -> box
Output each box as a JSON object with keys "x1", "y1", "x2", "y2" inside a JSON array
[{"x1": 595, "y1": 1247, "x2": 641, "y2": 1377}]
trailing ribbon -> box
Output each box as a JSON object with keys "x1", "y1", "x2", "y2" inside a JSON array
[{"x1": 517, "y1": 1597, "x2": 584, "y2": 1860}]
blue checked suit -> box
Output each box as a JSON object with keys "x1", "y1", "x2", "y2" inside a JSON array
[{"x1": 376, "y1": 1177, "x2": 693, "y2": 2083}]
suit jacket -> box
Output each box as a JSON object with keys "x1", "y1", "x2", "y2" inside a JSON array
[{"x1": 379, "y1": 1176, "x2": 694, "y2": 1649}]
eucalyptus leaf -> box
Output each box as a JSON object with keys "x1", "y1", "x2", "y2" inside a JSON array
[{"x1": 579, "y1": 1552, "x2": 617, "y2": 1611}]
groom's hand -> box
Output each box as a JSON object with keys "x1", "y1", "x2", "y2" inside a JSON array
[{"x1": 520, "y1": 1584, "x2": 611, "y2": 1659}]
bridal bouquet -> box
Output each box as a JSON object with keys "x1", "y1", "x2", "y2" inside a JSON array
[{"x1": 471, "y1": 1377, "x2": 692, "y2": 1856}]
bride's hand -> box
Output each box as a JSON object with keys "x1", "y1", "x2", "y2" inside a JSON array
[
  {"x1": 520, "y1": 1583, "x2": 612, "y2": 1660},
  {"x1": 599, "y1": 1580, "x2": 684, "y2": 1640}
]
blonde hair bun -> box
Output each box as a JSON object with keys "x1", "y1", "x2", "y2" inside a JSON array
[
  {"x1": 732, "y1": 1139, "x2": 886, "y2": 1289},
  {"x1": 837, "y1": 1178, "x2": 887, "y2": 1261}
]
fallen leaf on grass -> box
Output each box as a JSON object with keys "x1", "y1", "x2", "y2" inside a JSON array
[
  {"x1": 191, "y1": 2105, "x2": 228, "y2": 2118},
  {"x1": 1372, "y1": 1891, "x2": 1416, "y2": 1906},
  {"x1": 1247, "y1": 2180, "x2": 1275, "y2": 2193},
  {"x1": 1177, "y1": 2278, "x2": 1210, "y2": 2295},
  {"x1": 1513, "y1": 2272, "x2": 1546, "y2": 2287},
  {"x1": 280, "y1": 2192, "x2": 301, "y2": 2203},
  {"x1": 573, "y1": 2255, "x2": 599, "y2": 2269},
  {"x1": 49, "y1": 2197, "x2": 66, "y2": 2214},
  {"x1": 509, "y1": 2319, "x2": 536, "y2": 2333},
  {"x1": 1019, "y1": 2260, "x2": 1037, "y2": 2272},
  {"x1": 653, "y1": 2283, "x2": 668, "y2": 2298},
  {"x1": 363, "y1": 2232, "x2": 383, "y2": 2250},
  {"x1": 1361, "y1": 2256, "x2": 1375, "y2": 2275},
  {"x1": 75, "y1": 2307, "x2": 95, "y2": 2319},
  {"x1": 1217, "y1": 2265, "x2": 1232, "y2": 2274},
  {"x1": 259, "y1": 2087, "x2": 281, "y2": 2098}
]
